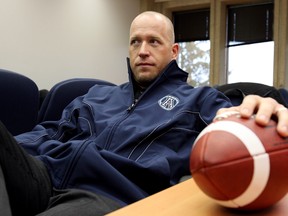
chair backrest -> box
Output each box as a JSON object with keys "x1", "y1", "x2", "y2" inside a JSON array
[
  {"x1": 278, "y1": 88, "x2": 288, "y2": 107},
  {"x1": 0, "y1": 69, "x2": 39, "y2": 135},
  {"x1": 215, "y1": 82, "x2": 287, "y2": 106},
  {"x1": 38, "y1": 78, "x2": 115, "y2": 122}
]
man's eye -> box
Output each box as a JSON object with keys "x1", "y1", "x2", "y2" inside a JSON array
[
  {"x1": 150, "y1": 39, "x2": 160, "y2": 45},
  {"x1": 131, "y1": 40, "x2": 140, "y2": 46}
]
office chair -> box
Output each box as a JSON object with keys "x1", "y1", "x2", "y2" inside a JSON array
[
  {"x1": 215, "y1": 82, "x2": 287, "y2": 106},
  {"x1": 38, "y1": 78, "x2": 115, "y2": 122},
  {"x1": 0, "y1": 69, "x2": 39, "y2": 135},
  {"x1": 278, "y1": 88, "x2": 288, "y2": 107}
]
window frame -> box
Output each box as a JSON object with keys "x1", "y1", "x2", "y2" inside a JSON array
[{"x1": 140, "y1": 0, "x2": 288, "y2": 88}]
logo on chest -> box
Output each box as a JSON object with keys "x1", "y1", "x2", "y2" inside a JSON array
[{"x1": 158, "y1": 95, "x2": 179, "y2": 111}]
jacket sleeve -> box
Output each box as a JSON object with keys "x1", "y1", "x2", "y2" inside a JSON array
[
  {"x1": 199, "y1": 86, "x2": 233, "y2": 124},
  {"x1": 15, "y1": 94, "x2": 95, "y2": 156}
]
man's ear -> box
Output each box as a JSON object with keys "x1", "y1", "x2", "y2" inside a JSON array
[{"x1": 171, "y1": 43, "x2": 179, "y2": 59}]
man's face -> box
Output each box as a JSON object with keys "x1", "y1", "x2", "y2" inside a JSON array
[{"x1": 129, "y1": 14, "x2": 178, "y2": 87}]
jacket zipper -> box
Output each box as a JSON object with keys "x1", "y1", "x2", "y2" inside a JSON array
[
  {"x1": 103, "y1": 99, "x2": 138, "y2": 150},
  {"x1": 127, "y1": 99, "x2": 138, "y2": 112},
  {"x1": 104, "y1": 68, "x2": 163, "y2": 150}
]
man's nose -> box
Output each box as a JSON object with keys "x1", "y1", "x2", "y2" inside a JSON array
[{"x1": 139, "y1": 42, "x2": 149, "y2": 57}]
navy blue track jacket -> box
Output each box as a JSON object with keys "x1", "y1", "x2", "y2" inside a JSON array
[{"x1": 15, "y1": 60, "x2": 232, "y2": 205}]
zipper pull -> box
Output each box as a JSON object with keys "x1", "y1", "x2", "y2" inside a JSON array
[
  {"x1": 127, "y1": 99, "x2": 138, "y2": 112},
  {"x1": 127, "y1": 103, "x2": 135, "y2": 111}
]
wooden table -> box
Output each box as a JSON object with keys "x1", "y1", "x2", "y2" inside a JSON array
[{"x1": 106, "y1": 179, "x2": 288, "y2": 216}]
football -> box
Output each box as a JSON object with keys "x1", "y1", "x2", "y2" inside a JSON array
[{"x1": 190, "y1": 111, "x2": 288, "y2": 210}]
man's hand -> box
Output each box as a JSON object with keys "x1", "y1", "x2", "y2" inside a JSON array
[{"x1": 216, "y1": 95, "x2": 288, "y2": 137}]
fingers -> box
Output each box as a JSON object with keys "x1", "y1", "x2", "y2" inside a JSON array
[
  {"x1": 240, "y1": 95, "x2": 275, "y2": 125},
  {"x1": 216, "y1": 95, "x2": 288, "y2": 137},
  {"x1": 215, "y1": 108, "x2": 240, "y2": 121},
  {"x1": 274, "y1": 106, "x2": 288, "y2": 137}
]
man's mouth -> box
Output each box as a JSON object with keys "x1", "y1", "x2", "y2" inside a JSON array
[{"x1": 136, "y1": 62, "x2": 154, "y2": 66}]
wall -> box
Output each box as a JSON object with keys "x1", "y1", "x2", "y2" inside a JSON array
[{"x1": 0, "y1": 0, "x2": 140, "y2": 89}]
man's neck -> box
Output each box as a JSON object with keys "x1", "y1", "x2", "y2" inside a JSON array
[{"x1": 133, "y1": 83, "x2": 147, "y2": 101}]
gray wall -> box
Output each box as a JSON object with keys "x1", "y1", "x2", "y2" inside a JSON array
[{"x1": 0, "y1": 0, "x2": 140, "y2": 89}]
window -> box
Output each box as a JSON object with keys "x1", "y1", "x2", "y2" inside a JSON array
[
  {"x1": 142, "y1": 0, "x2": 288, "y2": 87},
  {"x1": 227, "y1": 3, "x2": 274, "y2": 85},
  {"x1": 173, "y1": 9, "x2": 210, "y2": 87}
]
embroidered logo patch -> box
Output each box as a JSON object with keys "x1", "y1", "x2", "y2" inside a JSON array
[{"x1": 158, "y1": 95, "x2": 179, "y2": 111}]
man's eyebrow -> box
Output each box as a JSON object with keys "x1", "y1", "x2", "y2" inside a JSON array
[
  {"x1": 150, "y1": 36, "x2": 161, "y2": 40},
  {"x1": 129, "y1": 36, "x2": 140, "y2": 41},
  {"x1": 130, "y1": 36, "x2": 139, "y2": 40},
  {"x1": 129, "y1": 35, "x2": 163, "y2": 42}
]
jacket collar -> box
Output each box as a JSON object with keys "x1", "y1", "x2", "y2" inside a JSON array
[{"x1": 126, "y1": 58, "x2": 188, "y2": 88}]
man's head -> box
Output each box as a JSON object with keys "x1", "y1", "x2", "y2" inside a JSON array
[{"x1": 129, "y1": 11, "x2": 179, "y2": 87}]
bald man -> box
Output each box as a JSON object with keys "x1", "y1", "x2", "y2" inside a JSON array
[{"x1": 0, "y1": 11, "x2": 287, "y2": 216}]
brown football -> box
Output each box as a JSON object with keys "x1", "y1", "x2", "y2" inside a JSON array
[{"x1": 190, "y1": 112, "x2": 288, "y2": 210}]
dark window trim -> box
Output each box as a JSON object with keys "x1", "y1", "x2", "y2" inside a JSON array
[
  {"x1": 227, "y1": 2, "x2": 274, "y2": 47},
  {"x1": 173, "y1": 9, "x2": 210, "y2": 42}
]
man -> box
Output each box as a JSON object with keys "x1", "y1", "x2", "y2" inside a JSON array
[{"x1": 0, "y1": 11, "x2": 287, "y2": 216}]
